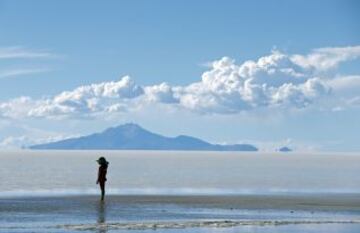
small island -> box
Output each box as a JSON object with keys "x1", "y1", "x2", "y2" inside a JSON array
[{"x1": 278, "y1": 146, "x2": 292, "y2": 152}]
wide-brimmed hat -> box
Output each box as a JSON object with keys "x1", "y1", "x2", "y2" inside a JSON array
[{"x1": 96, "y1": 157, "x2": 109, "y2": 165}]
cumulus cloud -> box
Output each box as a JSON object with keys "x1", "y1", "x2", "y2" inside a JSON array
[
  {"x1": 0, "y1": 97, "x2": 35, "y2": 118},
  {"x1": 171, "y1": 51, "x2": 331, "y2": 113},
  {"x1": 1, "y1": 45, "x2": 360, "y2": 118},
  {"x1": 144, "y1": 83, "x2": 178, "y2": 103},
  {"x1": 28, "y1": 76, "x2": 143, "y2": 117}
]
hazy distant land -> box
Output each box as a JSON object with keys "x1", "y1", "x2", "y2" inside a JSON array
[{"x1": 30, "y1": 123, "x2": 258, "y2": 151}]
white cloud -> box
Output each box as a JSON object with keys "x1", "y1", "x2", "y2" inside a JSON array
[
  {"x1": 327, "y1": 75, "x2": 360, "y2": 93},
  {"x1": 0, "y1": 68, "x2": 50, "y2": 79},
  {"x1": 0, "y1": 134, "x2": 76, "y2": 149},
  {"x1": 28, "y1": 76, "x2": 144, "y2": 117},
  {"x1": 291, "y1": 46, "x2": 360, "y2": 71},
  {"x1": 144, "y1": 83, "x2": 178, "y2": 103},
  {"x1": 0, "y1": 136, "x2": 32, "y2": 149},
  {"x1": 0, "y1": 46, "x2": 57, "y2": 59},
  {"x1": 347, "y1": 96, "x2": 360, "y2": 106},
  {"x1": 0, "y1": 97, "x2": 35, "y2": 118},
  {"x1": 1, "y1": 45, "x2": 360, "y2": 118},
  {"x1": 326, "y1": 75, "x2": 360, "y2": 107},
  {"x1": 174, "y1": 51, "x2": 330, "y2": 113},
  {"x1": 0, "y1": 121, "x2": 78, "y2": 149},
  {"x1": 0, "y1": 46, "x2": 58, "y2": 79}
]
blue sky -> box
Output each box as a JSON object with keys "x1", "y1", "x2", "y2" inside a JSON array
[{"x1": 0, "y1": 0, "x2": 360, "y2": 151}]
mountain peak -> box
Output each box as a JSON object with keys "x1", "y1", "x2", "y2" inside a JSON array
[
  {"x1": 114, "y1": 123, "x2": 144, "y2": 131},
  {"x1": 30, "y1": 123, "x2": 258, "y2": 151},
  {"x1": 101, "y1": 123, "x2": 152, "y2": 140}
]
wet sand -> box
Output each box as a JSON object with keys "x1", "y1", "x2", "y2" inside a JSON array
[
  {"x1": 98, "y1": 194, "x2": 360, "y2": 211},
  {"x1": 1, "y1": 194, "x2": 360, "y2": 232},
  {"x1": 2, "y1": 194, "x2": 360, "y2": 212}
]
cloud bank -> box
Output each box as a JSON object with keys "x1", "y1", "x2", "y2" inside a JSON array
[{"x1": 1, "y1": 45, "x2": 360, "y2": 118}]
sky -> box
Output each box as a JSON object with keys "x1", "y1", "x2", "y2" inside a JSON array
[{"x1": 0, "y1": 0, "x2": 360, "y2": 151}]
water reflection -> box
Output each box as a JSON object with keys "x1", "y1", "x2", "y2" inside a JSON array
[{"x1": 96, "y1": 200, "x2": 107, "y2": 233}]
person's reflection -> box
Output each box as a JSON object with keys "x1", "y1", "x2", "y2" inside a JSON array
[{"x1": 96, "y1": 200, "x2": 107, "y2": 233}]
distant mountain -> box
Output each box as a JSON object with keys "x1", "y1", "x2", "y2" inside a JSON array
[
  {"x1": 29, "y1": 123, "x2": 258, "y2": 151},
  {"x1": 278, "y1": 146, "x2": 292, "y2": 152}
]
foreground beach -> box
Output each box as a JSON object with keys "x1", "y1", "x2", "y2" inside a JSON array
[
  {"x1": 1, "y1": 150, "x2": 360, "y2": 232},
  {"x1": 1, "y1": 194, "x2": 360, "y2": 232}
]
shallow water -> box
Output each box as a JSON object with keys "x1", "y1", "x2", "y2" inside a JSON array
[
  {"x1": 0, "y1": 150, "x2": 360, "y2": 195},
  {"x1": 0, "y1": 150, "x2": 360, "y2": 232},
  {"x1": 1, "y1": 195, "x2": 360, "y2": 233}
]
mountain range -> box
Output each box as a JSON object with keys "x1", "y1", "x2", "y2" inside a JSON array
[{"x1": 30, "y1": 123, "x2": 258, "y2": 151}]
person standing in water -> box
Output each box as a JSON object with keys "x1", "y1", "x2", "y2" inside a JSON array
[{"x1": 96, "y1": 157, "x2": 109, "y2": 201}]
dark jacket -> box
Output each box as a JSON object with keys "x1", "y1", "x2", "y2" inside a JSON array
[{"x1": 97, "y1": 165, "x2": 108, "y2": 183}]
